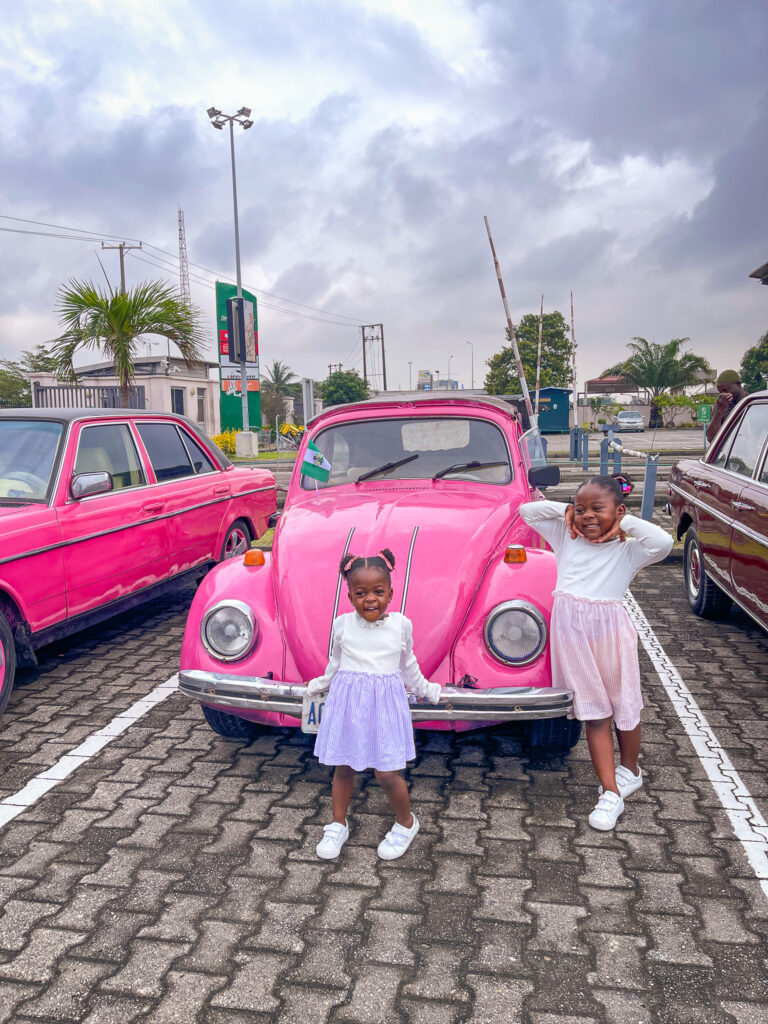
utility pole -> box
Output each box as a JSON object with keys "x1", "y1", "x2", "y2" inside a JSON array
[
  {"x1": 408, "y1": 361, "x2": 412, "y2": 389},
  {"x1": 327, "y1": 363, "x2": 342, "y2": 376},
  {"x1": 361, "y1": 324, "x2": 386, "y2": 390},
  {"x1": 178, "y1": 209, "x2": 191, "y2": 306},
  {"x1": 101, "y1": 241, "x2": 142, "y2": 294}
]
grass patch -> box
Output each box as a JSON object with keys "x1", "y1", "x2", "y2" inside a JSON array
[{"x1": 252, "y1": 528, "x2": 274, "y2": 549}]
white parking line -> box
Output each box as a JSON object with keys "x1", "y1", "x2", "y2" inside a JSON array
[
  {"x1": 625, "y1": 591, "x2": 768, "y2": 902},
  {"x1": 0, "y1": 674, "x2": 179, "y2": 829}
]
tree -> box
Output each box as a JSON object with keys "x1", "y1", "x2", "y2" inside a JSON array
[
  {"x1": 740, "y1": 331, "x2": 768, "y2": 393},
  {"x1": 53, "y1": 279, "x2": 205, "y2": 408},
  {"x1": 484, "y1": 311, "x2": 574, "y2": 395},
  {"x1": 0, "y1": 344, "x2": 58, "y2": 407},
  {"x1": 260, "y1": 360, "x2": 299, "y2": 426},
  {"x1": 602, "y1": 337, "x2": 712, "y2": 428},
  {"x1": 319, "y1": 370, "x2": 369, "y2": 406}
]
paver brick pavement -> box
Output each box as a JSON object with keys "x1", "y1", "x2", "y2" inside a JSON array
[{"x1": 0, "y1": 571, "x2": 765, "y2": 1020}]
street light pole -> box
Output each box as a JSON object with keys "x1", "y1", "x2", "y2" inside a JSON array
[
  {"x1": 466, "y1": 341, "x2": 474, "y2": 389},
  {"x1": 208, "y1": 105, "x2": 253, "y2": 433},
  {"x1": 447, "y1": 354, "x2": 453, "y2": 383},
  {"x1": 408, "y1": 361, "x2": 412, "y2": 390}
]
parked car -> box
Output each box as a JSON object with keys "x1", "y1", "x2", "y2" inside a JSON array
[
  {"x1": 179, "y1": 394, "x2": 581, "y2": 754},
  {"x1": 615, "y1": 410, "x2": 645, "y2": 432},
  {"x1": 667, "y1": 390, "x2": 768, "y2": 631},
  {"x1": 0, "y1": 409, "x2": 276, "y2": 715}
]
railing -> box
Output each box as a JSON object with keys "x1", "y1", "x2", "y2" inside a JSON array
[{"x1": 32, "y1": 383, "x2": 146, "y2": 409}]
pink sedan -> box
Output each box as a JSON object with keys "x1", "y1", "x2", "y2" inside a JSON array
[
  {"x1": 179, "y1": 394, "x2": 578, "y2": 754},
  {"x1": 0, "y1": 409, "x2": 276, "y2": 715}
]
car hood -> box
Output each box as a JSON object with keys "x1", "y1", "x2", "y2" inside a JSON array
[{"x1": 273, "y1": 484, "x2": 520, "y2": 680}]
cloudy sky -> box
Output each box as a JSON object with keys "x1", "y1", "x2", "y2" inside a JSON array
[{"x1": 1, "y1": 0, "x2": 767, "y2": 394}]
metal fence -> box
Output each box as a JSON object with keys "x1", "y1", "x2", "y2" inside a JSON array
[{"x1": 32, "y1": 383, "x2": 146, "y2": 409}]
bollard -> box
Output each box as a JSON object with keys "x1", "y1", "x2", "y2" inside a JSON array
[
  {"x1": 640, "y1": 454, "x2": 659, "y2": 522},
  {"x1": 569, "y1": 426, "x2": 580, "y2": 461},
  {"x1": 582, "y1": 431, "x2": 589, "y2": 471},
  {"x1": 541, "y1": 436, "x2": 548, "y2": 460},
  {"x1": 599, "y1": 430, "x2": 614, "y2": 476}
]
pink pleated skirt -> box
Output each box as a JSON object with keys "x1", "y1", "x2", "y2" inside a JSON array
[{"x1": 550, "y1": 591, "x2": 643, "y2": 730}]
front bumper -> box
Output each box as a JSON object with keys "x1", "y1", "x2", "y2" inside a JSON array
[{"x1": 179, "y1": 670, "x2": 573, "y2": 722}]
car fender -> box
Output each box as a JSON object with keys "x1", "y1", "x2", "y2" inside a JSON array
[{"x1": 213, "y1": 468, "x2": 277, "y2": 553}]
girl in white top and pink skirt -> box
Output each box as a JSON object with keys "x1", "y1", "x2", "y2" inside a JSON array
[{"x1": 521, "y1": 475, "x2": 673, "y2": 831}]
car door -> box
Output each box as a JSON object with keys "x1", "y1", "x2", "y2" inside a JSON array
[
  {"x1": 134, "y1": 420, "x2": 228, "y2": 575},
  {"x1": 56, "y1": 420, "x2": 170, "y2": 619},
  {"x1": 690, "y1": 424, "x2": 742, "y2": 595},
  {"x1": 726, "y1": 401, "x2": 768, "y2": 626}
]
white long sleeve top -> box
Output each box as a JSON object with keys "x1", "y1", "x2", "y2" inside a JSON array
[
  {"x1": 306, "y1": 611, "x2": 441, "y2": 703},
  {"x1": 520, "y1": 500, "x2": 673, "y2": 601}
]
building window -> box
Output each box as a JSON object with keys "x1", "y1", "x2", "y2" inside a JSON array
[
  {"x1": 196, "y1": 388, "x2": 206, "y2": 425},
  {"x1": 170, "y1": 387, "x2": 185, "y2": 415}
]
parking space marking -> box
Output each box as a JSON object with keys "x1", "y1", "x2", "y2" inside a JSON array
[
  {"x1": 0, "y1": 674, "x2": 178, "y2": 829},
  {"x1": 626, "y1": 591, "x2": 768, "y2": 901}
]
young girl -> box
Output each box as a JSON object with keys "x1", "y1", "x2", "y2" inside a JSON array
[
  {"x1": 521, "y1": 476, "x2": 673, "y2": 831},
  {"x1": 306, "y1": 549, "x2": 441, "y2": 861}
]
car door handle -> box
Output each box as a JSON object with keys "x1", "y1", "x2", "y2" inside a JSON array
[
  {"x1": 732, "y1": 501, "x2": 754, "y2": 511},
  {"x1": 143, "y1": 502, "x2": 164, "y2": 515},
  {"x1": 214, "y1": 486, "x2": 229, "y2": 496},
  {"x1": 693, "y1": 479, "x2": 708, "y2": 488}
]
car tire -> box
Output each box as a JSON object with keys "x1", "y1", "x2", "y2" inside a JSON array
[
  {"x1": 684, "y1": 526, "x2": 731, "y2": 619},
  {"x1": 219, "y1": 519, "x2": 252, "y2": 562},
  {"x1": 0, "y1": 615, "x2": 17, "y2": 718},
  {"x1": 527, "y1": 717, "x2": 582, "y2": 755},
  {"x1": 202, "y1": 704, "x2": 263, "y2": 741}
]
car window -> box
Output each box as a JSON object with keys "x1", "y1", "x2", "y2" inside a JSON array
[
  {"x1": 0, "y1": 420, "x2": 63, "y2": 501},
  {"x1": 74, "y1": 424, "x2": 146, "y2": 490},
  {"x1": 180, "y1": 431, "x2": 217, "y2": 474},
  {"x1": 723, "y1": 404, "x2": 768, "y2": 479},
  {"x1": 136, "y1": 422, "x2": 194, "y2": 481},
  {"x1": 302, "y1": 417, "x2": 512, "y2": 489}
]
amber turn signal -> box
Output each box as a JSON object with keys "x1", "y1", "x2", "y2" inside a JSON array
[
  {"x1": 244, "y1": 549, "x2": 266, "y2": 566},
  {"x1": 503, "y1": 545, "x2": 527, "y2": 564}
]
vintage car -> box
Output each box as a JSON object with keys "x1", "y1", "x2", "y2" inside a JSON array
[
  {"x1": 0, "y1": 408, "x2": 276, "y2": 715},
  {"x1": 179, "y1": 394, "x2": 581, "y2": 754},
  {"x1": 667, "y1": 390, "x2": 768, "y2": 630}
]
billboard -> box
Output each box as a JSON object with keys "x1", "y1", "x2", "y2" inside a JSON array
[{"x1": 216, "y1": 281, "x2": 261, "y2": 430}]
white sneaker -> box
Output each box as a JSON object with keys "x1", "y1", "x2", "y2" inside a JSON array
[
  {"x1": 316, "y1": 820, "x2": 349, "y2": 859},
  {"x1": 377, "y1": 814, "x2": 420, "y2": 860},
  {"x1": 589, "y1": 791, "x2": 624, "y2": 831},
  {"x1": 599, "y1": 765, "x2": 643, "y2": 799}
]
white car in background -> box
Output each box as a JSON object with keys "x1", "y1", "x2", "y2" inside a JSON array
[{"x1": 615, "y1": 410, "x2": 645, "y2": 432}]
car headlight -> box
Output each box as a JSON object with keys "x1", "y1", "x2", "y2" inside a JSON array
[
  {"x1": 484, "y1": 600, "x2": 547, "y2": 666},
  {"x1": 201, "y1": 600, "x2": 258, "y2": 661}
]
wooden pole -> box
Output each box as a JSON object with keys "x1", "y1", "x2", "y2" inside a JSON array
[
  {"x1": 570, "y1": 290, "x2": 578, "y2": 431},
  {"x1": 535, "y1": 293, "x2": 543, "y2": 417},
  {"x1": 484, "y1": 217, "x2": 536, "y2": 427}
]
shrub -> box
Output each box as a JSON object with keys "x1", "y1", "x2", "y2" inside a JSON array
[{"x1": 212, "y1": 428, "x2": 237, "y2": 455}]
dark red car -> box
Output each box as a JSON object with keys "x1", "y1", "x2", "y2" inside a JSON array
[{"x1": 667, "y1": 390, "x2": 768, "y2": 629}]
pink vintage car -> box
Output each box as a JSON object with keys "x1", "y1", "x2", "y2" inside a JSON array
[
  {"x1": 0, "y1": 409, "x2": 276, "y2": 716},
  {"x1": 179, "y1": 394, "x2": 579, "y2": 753}
]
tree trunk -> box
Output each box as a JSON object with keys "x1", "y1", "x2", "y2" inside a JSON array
[
  {"x1": 120, "y1": 383, "x2": 131, "y2": 409},
  {"x1": 649, "y1": 397, "x2": 663, "y2": 429}
]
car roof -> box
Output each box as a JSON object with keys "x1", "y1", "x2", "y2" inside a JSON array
[{"x1": 309, "y1": 393, "x2": 521, "y2": 425}]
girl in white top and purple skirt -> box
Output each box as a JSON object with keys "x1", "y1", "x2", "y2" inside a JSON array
[
  {"x1": 521, "y1": 476, "x2": 673, "y2": 831},
  {"x1": 307, "y1": 549, "x2": 441, "y2": 861}
]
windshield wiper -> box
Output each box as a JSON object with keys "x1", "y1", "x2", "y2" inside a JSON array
[
  {"x1": 356, "y1": 454, "x2": 420, "y2": 483},
  {"x1": 433, "y1": 460, "x2": 507, "y2": 480}
]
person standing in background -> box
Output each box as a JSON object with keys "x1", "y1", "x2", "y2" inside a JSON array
[{"x1": 706, "y1": 370, "x2": 747, "y2": 442}]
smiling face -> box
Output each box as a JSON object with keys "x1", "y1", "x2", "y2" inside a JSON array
[
  {"x1": 347, "y1": 566, "x2": 393, "y2": 621},
  {"x1": 573, "y1": 483, "x2": 626, "y2": 541}
]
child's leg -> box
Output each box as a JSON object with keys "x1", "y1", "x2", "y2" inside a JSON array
[
  {"x1": 374, "y1": 769, "x2": 413, "y2": 827},
  {"x1": 332, "y1": 765, "x2": 355, "y2": 824},
  {"x1": 585, "y1": 718, "x2": 619, "y2": 795},
  {"x1": 615, "y1": 723, "x2": 641, "y2": 775}
]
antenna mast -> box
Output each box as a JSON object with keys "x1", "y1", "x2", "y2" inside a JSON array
[{"x1": 178, "y1": 208, "x2": 191, "y2": 306}]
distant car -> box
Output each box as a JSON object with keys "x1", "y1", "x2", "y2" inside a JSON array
[
  {"x1": 0, "y1": 409, "x2": 276, "y2": 715},
  {"x1": 667, "y1": 390, "x2": 768, "y2": 631},
  {"x1": 615, "y1": 410, "x2": 645, "y2": 432},
  {"x1": 179, "y1": 394, "x2": 582, "y2": 755}
]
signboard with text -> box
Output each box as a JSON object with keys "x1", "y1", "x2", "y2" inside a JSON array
[{"x1": 216, "y1": 281, "x2": 261, "y2": 431}]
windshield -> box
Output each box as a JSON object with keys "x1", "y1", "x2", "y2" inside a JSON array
[
  {"x1": 0, "y1": 420, "x2": 64, "y2": 502},
  {"x1": 301, "y1": 416, "x2": 512, "y2": 489}
]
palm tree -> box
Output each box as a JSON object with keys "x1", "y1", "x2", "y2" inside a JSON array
[
  {"x1": 53, "y1": 279, "x2": 205, "y2": 408},
  {"x1": 602, "y1": 337, "x2": 712, "y2": 428},
  {"x1": 260, "y1": 360, "x2": 299, "y2": 426}
]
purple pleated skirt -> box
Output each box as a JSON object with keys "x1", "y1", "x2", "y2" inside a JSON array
[{"x1": 314, "y1": 670, "x2": 416, "y2": 772}]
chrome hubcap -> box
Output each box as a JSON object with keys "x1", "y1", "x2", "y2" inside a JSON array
[
  {"x1": 224, "y1": 527, "x2": 248, "y2": 559},
  {"x1": 687, "y1": 544, "x2": 701, "y2": 598}
]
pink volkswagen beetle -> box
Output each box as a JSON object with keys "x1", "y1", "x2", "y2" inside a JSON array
[{"x1": 179, "y1": 395, "x2": 579, "y2": 753}]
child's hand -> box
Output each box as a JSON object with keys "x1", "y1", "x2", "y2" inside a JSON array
[
  {"x1": 594, "y1": 520, "x2": 626, "y2": 544},
  {"x1": 564, "y1": 504, "x2": 585, "y2": 539}
]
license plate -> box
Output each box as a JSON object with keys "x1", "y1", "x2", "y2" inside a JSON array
[{"x1": 301, "y1": 693, "x2": 326, "y2": 734}]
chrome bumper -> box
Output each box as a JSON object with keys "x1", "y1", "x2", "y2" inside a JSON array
[{"x1": 179, "y1": 670, "x2": 573, "y2": 722}]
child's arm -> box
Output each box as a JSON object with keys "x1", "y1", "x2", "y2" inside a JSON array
[
  {"x1": 400, "y1": 618, "x2": 441, "y2": 704},
  {"x1": 519, "y1": 500, "x2": 570, "y2": 550},
  {"x1": 620, "y1": 515, "x2": 674, "y2": 570},
  {"x1": 306, "y1": 618, "x2": 343, "y2": 696}
]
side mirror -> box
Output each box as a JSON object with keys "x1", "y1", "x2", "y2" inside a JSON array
[
  {"x1": 267, "y1": 511, "x2": 281, "y2": 528},
  {"x1": 70, "y1": 471, "x2": 113, "y2": 500},
  {"x1": 528, "y1": 465, "x2": 560, "y2": 489}
]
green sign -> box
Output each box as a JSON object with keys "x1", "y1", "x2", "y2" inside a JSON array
[
  {"x1": 216, "y1": 281, "x2": 261, "y2": 432},
  {"x1": 696, "y1": 404, "x2": 711, "y2": 423}
]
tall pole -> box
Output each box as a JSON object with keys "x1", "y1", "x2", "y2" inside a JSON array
[
  {"x1": 380, "y1": 323, "x2": 387, "y2": 390},
  {"x1": 467, "y1": 341, "x2": 474, "y2": 389},
  {"x1": 228, "y1": 118, "x2": 249, "y2": 433},
  {"x1": 408, "y1": 361, "x2": 412, "y2": 390},
  {"x1": 570, "y1": 290, "x2": 578, "y2": 432},
  {"x1": 484, "y1": 216, "x2": 536, "y2": 427},
  {"x1": 535, "y1": 293, "x2": 543, "y2": 417},
  {"x1": 101, "y1": 241, "x2": 142, "y2": 295},
  {"x1": 361, "y1": 326, "x2": 368, "y2": 385}
]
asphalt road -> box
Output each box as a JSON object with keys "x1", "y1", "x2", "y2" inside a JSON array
[{"x1": 0, "y1": 561, "x2": 766, "y2": 1023}]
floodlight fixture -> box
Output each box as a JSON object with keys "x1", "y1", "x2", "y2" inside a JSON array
[
  {"x1": 241, "y1": 119, "x2": 253, "y2": 130},
  {"x1": 238, "y1": 106, "x2": 252, "y2": 117},
  {"x1": 207, "y1": 107, "x2": 221, "y2": 119}
]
